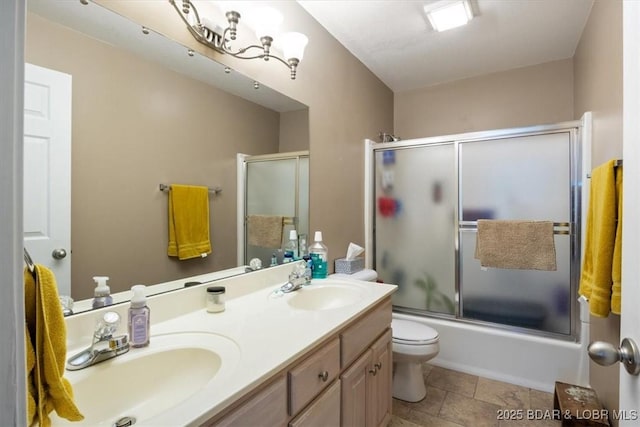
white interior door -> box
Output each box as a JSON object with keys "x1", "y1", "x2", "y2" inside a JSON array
[
  {"x1": 23, "y1": 63, "x2": 72, "y2": 296},
  {"x1": 619, "y1": 2, "x2": 640, "y2": 424}
]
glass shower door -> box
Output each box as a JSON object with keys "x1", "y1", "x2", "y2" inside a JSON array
[
  {"x1": 459, "y1": 132, "x2": 573, "y2": 334},
  {"x1": 374, "y1": 143, "x2": 457, "y2": 315}
]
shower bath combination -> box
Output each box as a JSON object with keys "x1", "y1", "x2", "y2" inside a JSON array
[{"x1": 364, "y1": 115, "x2": 592, "y2": 391}]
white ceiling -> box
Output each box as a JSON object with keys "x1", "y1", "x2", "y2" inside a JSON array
[{"x1": 297, "y1": 0, "x2": 594, "y2": 92}]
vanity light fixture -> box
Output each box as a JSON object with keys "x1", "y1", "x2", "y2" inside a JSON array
[
  {"x1": 424, "y1": 0, "x2": 474, "y2": 32},
  {"x1": 169, "y1": 0, "x2": 308, "y2": 80}
]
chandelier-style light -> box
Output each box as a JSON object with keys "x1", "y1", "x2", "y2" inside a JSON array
[{"x1": 170, "y1": 0, "x2": 308, "y2": 80}]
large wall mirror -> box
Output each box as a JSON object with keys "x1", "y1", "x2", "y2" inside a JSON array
[{"x1": 24, "y1": 0, "x2": 310, "y2": 314}]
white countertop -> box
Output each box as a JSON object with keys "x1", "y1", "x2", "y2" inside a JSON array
[{"x1": 60, "y1": 263, "x2": 397, "y2": 426}]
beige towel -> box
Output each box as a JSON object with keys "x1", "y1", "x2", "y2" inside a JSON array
[
  {"x1": 475, "y1": 220, "x2": 557, "y2": 271},
  {"x1": 247, "y1": 215, "x2": 284, "y2": 248}
]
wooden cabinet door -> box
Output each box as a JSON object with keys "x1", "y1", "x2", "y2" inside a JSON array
[
  {"x1": 289, "y1": 380, "x2": 341, "y2": 427},
  {"x1": 340, "y1": 349, "x2": 372, "y2": 427},
  {"x1": 368, "y1": 329, "x2": 392, "y2": 427},
  {"x1": 213, "y1": 376, "x2": 288, "y2": 427}
]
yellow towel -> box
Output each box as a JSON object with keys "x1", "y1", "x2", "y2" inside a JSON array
[
  {"x1": 247, "y1": 215, "x2": 284, "y2": 248},
  {"x1": 474, "y1": 220, "x2": 557, "y2": 271},
  {"x1": 25, "y1": 265, "x2": 83, "y2": 426},
  {"x1": 167, "y1": 184, "x2": 212, "y2": 260},
  {"x1": 611, "y1": 165, "x2": 623, "y2": 314},
  {"x1": 579, "y1": 160, "x2": 622, "y2": 317}
]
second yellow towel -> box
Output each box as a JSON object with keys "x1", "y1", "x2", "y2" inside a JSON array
[
  {"x1": 579, "y1": 160, "x2": 622, "y2": 316},
  {"x1": 167, "y1": 184, "x2": 212, "y2": 260}
]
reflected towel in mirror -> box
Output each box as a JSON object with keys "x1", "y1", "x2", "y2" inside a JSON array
[
  {"x1": 167, "y1": 184, "x2": 212, "y2": 260},
  {"x1": 247, "y1": 215, "x2": 284, "y2": 248}
]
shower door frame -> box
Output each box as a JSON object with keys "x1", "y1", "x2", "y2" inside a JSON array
[
  {"x1": 236, "y1": 151, "x2": 309, "y2": 266},
  {"x1": 365, "y1": 116, "x2": 591, "y2": 341}
]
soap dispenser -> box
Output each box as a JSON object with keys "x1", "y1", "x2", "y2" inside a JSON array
[
  {"x1": 92, "y1": 276, "x2": 113, "y2": 309},
  {"x1": 128, "y1": 285, "x2": 150, "y2": 348}
]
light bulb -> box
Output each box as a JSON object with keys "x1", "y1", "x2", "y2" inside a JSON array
[
  {"x1": 279, "y1": 32, "x2": 308, "y2": 61},
  {"x1": 247, "y1": 6, "x2": 283, "y2": 39}
]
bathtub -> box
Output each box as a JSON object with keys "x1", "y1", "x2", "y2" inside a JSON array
[{"x1": 393, "y1": 298, "x2": 590, "y2": 393}]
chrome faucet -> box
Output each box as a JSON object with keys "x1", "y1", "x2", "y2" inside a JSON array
[
  {"x1": 279, "y1": 264, "x2": 310, "y2": 293},
  {"x1": 66, "y1": 311, "x2": 130, "y2": 371}
]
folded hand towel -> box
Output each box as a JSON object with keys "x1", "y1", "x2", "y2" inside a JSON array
[
  {"x1": 167, "y1": 184, "x2": 212, "y2": 260},
  {"x1": 247, "y1": 215, "x2": 284, "y2": 248},
  {"x1": 474, "y1": 220, "x2": 557, "y2": 271},
  {"x1": 25, "y1": 265, "x2": 83, "y2": 426},
  {"x1": 579, "y1": 160, "x2": 622, "y2": 317}
]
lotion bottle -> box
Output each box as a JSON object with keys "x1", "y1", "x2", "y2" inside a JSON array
[{"x1": 128, "y1": 285, "x2": 150, "y2": 347}]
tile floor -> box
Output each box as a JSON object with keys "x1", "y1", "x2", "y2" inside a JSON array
[{"x1": 390, "y1": 364, "x2": 562, "y2": 427}]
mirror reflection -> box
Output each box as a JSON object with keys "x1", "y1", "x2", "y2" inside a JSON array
[{"x1": 24, "y1": 0, "x2": 310, "y2": 314}]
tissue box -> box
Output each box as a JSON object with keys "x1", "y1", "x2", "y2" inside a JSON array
[{"x1": 334, "y1": 257, "x2": 364, "y2": 274}]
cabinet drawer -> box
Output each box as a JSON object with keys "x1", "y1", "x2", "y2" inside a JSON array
[
  {"x1": 289, "y1": 379, "x2": 341, "y2": 427},
  {"x1": 289, "y1": 337, "x2": 340, "y2": 415},
  {"x1": 340, "y1": 298, "x2": 392, "y2": 368}
]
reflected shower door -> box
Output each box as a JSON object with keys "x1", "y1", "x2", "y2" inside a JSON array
[
  {"x1": 374, "y1": 143, "x2": 457, "y2": 315},
  {"x1": 244, "y1": 155, "x2": 308, "y2": 267}
]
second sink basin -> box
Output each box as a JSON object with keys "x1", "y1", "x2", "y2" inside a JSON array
[
  {"x1": 51, "y1": 332, "x2": 240, "y2": 426},
  {"x1": 285, "y1": 282, "x2": 371, "y2": 311}
]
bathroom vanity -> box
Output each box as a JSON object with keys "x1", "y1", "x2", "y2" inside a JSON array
[
  {"x1": 208, "y1": 299, "x2": 392, "y2": 426},
  {"x1": 57, "y1": 263, "x2": 396, "y2": 427}
]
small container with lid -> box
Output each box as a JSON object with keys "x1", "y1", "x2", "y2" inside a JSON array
[{"x1": 206, "y1": 286, "x2": 226, "y2": 313}]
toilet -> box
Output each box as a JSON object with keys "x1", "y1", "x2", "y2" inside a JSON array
[
  {"x1": 330, "y1": 269, "x2": 440, "y2": 403},
  {"x1": 391, "y1": 317, "x2": 440, "y2": 402}
]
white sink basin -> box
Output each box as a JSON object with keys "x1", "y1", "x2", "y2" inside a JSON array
[
  {"x1": 285, "y1": 282, "x2": 371, "y2": 311},
  {"x1": 51, "y1": 332, "x2": 240, "y2": 426}
]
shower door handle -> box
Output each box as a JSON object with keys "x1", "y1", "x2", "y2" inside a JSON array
[{"x1": 588, "y1": 338, "x2": 640, "y2": 375}]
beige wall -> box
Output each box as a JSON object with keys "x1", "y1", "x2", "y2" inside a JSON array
[
  {"x1": 280, "y1": 109, "x2": 309, "y2": 153},
  {"x1": 574, "y1": 0, "x2": 623, "y2": 419},
  {"x1": 94, "y1": 1, "x2": 394, "y2": 271},
  {"x1": 26, "y1": 13, "x2": 282, "y2": 300},
  {"x1": 394, "y1": 59, "x2": 574, "y2": 138}
]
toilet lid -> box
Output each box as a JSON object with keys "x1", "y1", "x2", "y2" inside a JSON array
[{"x1": 392, "y1": 319, "x2": 439, "y2": 345}]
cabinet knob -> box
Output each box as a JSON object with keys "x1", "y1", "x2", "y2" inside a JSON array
[
  {"x1": 375, "y1": 362, "x2": 382, "y2": 370},
  {"x1": 318, "y1": 371, "x2": 329, "y2": 382},
  {"x1": 369, "y1": 367, "x2": 378, "y2": 376}
]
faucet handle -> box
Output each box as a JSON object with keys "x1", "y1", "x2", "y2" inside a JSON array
[
  {"x1": 94, "y1": 311, "x2": 121, "y2": 341},
  {"x1": 292, "y1": 263, "x2": 306, "y2": 278}
]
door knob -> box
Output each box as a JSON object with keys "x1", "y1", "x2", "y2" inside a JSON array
[
  {"x1": 588, "y1": 338, "x2": 640, "y2": 375},
  {"x1": 52, "y1": 248, "x2": 67, "y2": 259}
]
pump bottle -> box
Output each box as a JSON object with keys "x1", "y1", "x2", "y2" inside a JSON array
[
  {"x1": 91, "y1": 276, "x2": 113, "y2": 309},
  {"x1": 128, "y1": 285, "x2": 150, "y2": 347}
]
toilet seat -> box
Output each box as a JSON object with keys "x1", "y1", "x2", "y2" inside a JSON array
[{"x1": 392, "y1": 319, "x2": 439, "y2": 345}]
